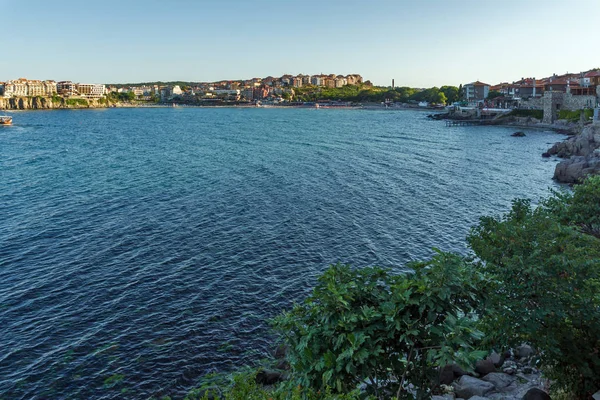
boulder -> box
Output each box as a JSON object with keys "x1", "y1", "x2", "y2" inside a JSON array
[
  {"x1": 511, "y1": 131, "x2": 526, "y2": 137},
  {"x1": 515, "y1": 345, "x2": 535, "y2": 359},
  {"x1": 482, "y1": 372, "x2": 517, "y2": 392},
  {"x1": 553, "y1": 154, "x2": 600, "y2": 183},
  {"x1": 255, "y1": 369, "x2": 284, "y2": 385},
  {"x1": 453, "y1": 375, "x2": 495, "y2": 399},
  {"x1": 522, "y1": 388, "x2": 551, "y2": 400},
  {"x1": 475, "y1": 359, "x2": 497, "y2": 376},
  {"x1": 439, "y1": 363, "x2": 470, "y2": 385}
]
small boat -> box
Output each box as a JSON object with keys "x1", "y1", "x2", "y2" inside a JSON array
[{"x1": 0, "y1": 115, "x2": 12, "y2": 126}]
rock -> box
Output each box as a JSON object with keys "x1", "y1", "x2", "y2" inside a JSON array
[
  {"x1": 502, "y1": 367, "x2": 515, "y2": 375},
  {"x1": 273, "y1": 344, "x2": 287, "y2": 359},
  {"x1": 593, "y1": 389, "x2": 600, "y2": 400},
  {"x1": 453, "y1": 375, "x2": 495, "y2": 399},
  {"x1": 488, "y1": 351, "x2": 508, "y2": 368},
  {"x1": 440, "y1": 363, "x2": 470, "y2": 385},
  {"x1": 469, "y1": 397, "x2": 491, "y2": 400},
  {"x1": 512, "y1": 131, "x2": 526, "y2": 137},
  {"x1": 522, "y1": 388, "x2": 551, "y2": 400},
  {"x1": 541, "y1": 152, "x2": 551, "y2": 158},
  {"x1": 255, "y1": 369, "x2": 284, "y2": 385},
  {"x1": 475, "y1": 359, "x2": 497, "y2": 376},
  {"x1": 554, "y1": 154, "x2": 600, "y2": 183},
  {"x1": 439, "y1": 364, "x2": 456, "y2": 385},
  {"x1": 515, "y1": 345, "x2": 535, "y2": 359},
  {"x1": 482, "y1": 372, "x2": 517, "y2": 392},
  {"x1": 432, "y1": 395, "x2": 455, "y2": 400},
  {"x1": 275, "y1": 359, "x2": 289, "y2": 370}
]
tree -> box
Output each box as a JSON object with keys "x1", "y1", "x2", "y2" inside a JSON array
[
  {"x1": 274, "y1": 252, "x2": 487, "y2": 399},
  {"x1": 468, "y1": 176, "x2": 600, "y2": 398},
  {"x1": 440, "y1": 86, "x2": 460, "y2": 104},
  {"x1": 433, "y1": 91, "x2": 447, "y2": 105}
]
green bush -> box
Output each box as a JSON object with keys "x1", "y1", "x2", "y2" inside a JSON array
[
  {"x1": 273, "y1": 253, "x2": 487, "y2": 399},
  {"x1": 66, "y1": 98, "x2": 89, "y2": 107},
  {"x1": 185, "y1": 370, "x2": 365, "y2": 400},
  {"x1": 469, "y1": 176, "x2": 600, "y2": 398},
  {"x1": 507, "y1": 109, "x2": 544, "y2": 119}
]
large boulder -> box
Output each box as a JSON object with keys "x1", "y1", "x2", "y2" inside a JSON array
[
  {"x1": 554, "y1": 154, "x2": 600, "y2": 183},
  {"x1": 547, "y1": 124, "x2": 600, "y2": 158},
  {"x1": 475, "y1": 359, "x2": 497, "y2": 376},
  {"x1": 439, "y1": 363, "x2": 469, "y2": 385},
  {"x1": 453, "y1": 375, "x2": 495, "y2": 398},
  {"x1": 482, "y1": 372, "x2": 517, "y2": 392},
  {"x1": 522, "y1": 387, "x2": 551, "y2": 400},
  {"x1": 255, "y1": 369, "x2": 284, "y2": 385}
]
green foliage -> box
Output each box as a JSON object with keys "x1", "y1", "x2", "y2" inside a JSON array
[
  {"x1": 65, "y1": 98, "x2": 89, "y2": 107},
  {"x1": 293, "y1": 84, "x2": 458, "y2": 105},
  {"x1": 273, "y1": 253, "x2": 486, "y2": 398},
  {"x1": 468, "y1": 177, "x2": 600, "y2": 398},
  {"x1": 440, "y1": 86, "x2": 460, "y2": 104},
  {"x1": 558, "y1": 108, "x2": 594, "y2": 123},
  {"x1": 506, "y1": 109, "x2": 544, "y2": 119},
  {"x1": 186, "y1": 370, "x2": 365, "y2": 400},
  {"x1": 486, "y1": 90, "x2": 502, "y2": 100}
]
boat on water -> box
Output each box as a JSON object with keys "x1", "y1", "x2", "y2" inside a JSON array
[{"x1": 0, "y1": 115, "x2": 12, "y2": 126}]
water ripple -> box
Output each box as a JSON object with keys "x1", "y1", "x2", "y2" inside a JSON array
[{"x1": 0, "y1": 108, "x2": 561, "y2": 399}]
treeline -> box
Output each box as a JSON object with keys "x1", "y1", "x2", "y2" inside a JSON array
[
  {"x1": 183, "y1": 176, "x2": 600, "y2": 400},
  {"x1": 294, "y1": 84, "x2": 462, "y2": 104}
]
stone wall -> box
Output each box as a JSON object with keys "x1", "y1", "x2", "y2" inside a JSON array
[
  {"x1": 519, "y1": 97, "x2": 544, "y2": 110},
  {"x1": 542, "y1": 91, "x2": 599, "y2": 123},
  {"x1": 563, "y1": 93, "x2": 597, "y2": 110}
]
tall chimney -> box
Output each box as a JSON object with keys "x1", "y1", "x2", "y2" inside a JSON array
[
  {"x1": 392, "y1": 79, "x2": 395, "y2": 89},
  {"x1": 533, "y1": 77, "x2": 536, "y2": 97}
]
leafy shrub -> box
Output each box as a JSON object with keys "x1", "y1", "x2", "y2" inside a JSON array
[
  {"x1": 507, "y1": 109, "x2": 544, "y2": 119},
  {"x1": 468, "y1": 177, "x2": 600, "y2": 398},
  {"x1": 274, "y1": 252, "x2": 487, "y2": 399},
  {"x1": 66, "y1": 98, "x2": 89, "y2": 107},
  {"x1": 185, "y1": 370, "x2": 364, "y2": 400}
]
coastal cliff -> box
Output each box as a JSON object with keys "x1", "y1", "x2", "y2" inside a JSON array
[
  {"x1": 0, "y1": 96, "x2": 111, "y2": 110},
  {"x1": 547, "y1": 124, "x2": 600, "y2": 183}
]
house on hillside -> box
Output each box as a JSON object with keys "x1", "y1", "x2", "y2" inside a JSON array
[{"x1": 463, "y1": 81, "x2": 490, "y2": 103}]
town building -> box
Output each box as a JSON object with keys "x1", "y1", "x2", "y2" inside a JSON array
[
  {"x1": 76, "y1": 83, "x2": 106, "y2": 98},
  {"x1": 463, "y1": 81, "x2": 490, "y2": 102},
  {"x1": 57, "y1": 81, "x2": 77, "y2": 96}
]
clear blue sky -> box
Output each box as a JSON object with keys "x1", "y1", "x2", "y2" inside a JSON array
[{"x1": 2, "y1": 0, "x2": 598, "y2": 87}]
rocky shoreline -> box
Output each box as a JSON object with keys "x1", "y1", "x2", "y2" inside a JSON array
[
  {"x1": 544, "y1": 124, "x2": 600, "y2": 183},
  {"x1": 429, "y1": 111, "x2": 600, "y2": 183}
]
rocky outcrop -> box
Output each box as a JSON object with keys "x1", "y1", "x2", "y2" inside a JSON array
[
  {"x1": 0, "y1": 96, "x2": 110, "y2": 110},
  {"x1": 548, "y1": 124, "x2": 600, "y2": 183},
  {"x1": 547, "y1": 124, "x2": 600, "y2": 158}
]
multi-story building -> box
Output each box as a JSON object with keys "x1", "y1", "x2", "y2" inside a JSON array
[
  {"x1": 310, "y1": 75, "x2": 323, "y2": 86},
  {"x1": 3, "y1": 78, "x2": 28, "y2": 97},
  {"x1": 43, "y1": 80, "x2": 57, "y2": 96},
  {"x1": 57, "y1": 81, "x2": 77, "y2": 96},
  {"x1": 335, "y1": 76, "x2": 347, "y2": 88},
  {"x1": 76, "y1": 83, "x2": 105, "y2": 98},
  {"x1": 26, "y1": 80, "x2": 45, "y2": 96},
  {"x1": 463, "y1": 81, "x2": 490, "y2": 102}
]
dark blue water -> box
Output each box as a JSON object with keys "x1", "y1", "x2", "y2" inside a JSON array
[{"x1": 0, "y1": 107, "x2": 560, "y2": 399}]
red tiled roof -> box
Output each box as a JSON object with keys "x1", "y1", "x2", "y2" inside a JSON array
[{"x1": 584, "y1": 70, "x2": 600, "y2": 78}]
